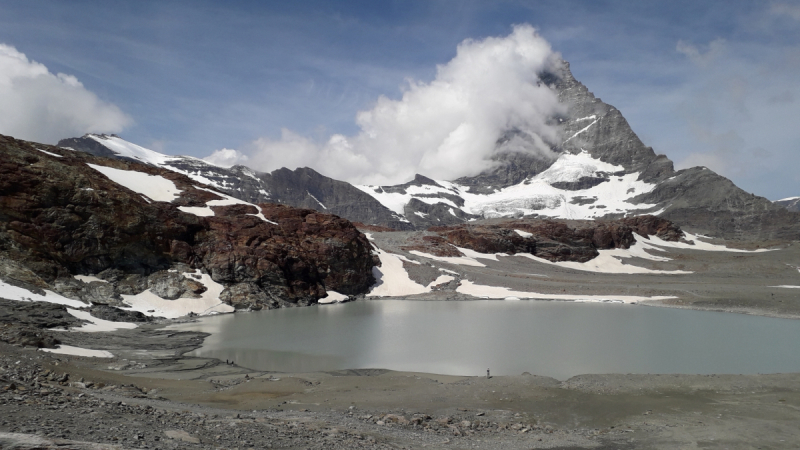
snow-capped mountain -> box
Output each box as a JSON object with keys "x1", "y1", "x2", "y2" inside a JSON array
[
  {"x1": 59, "y1": 61, "x2": 800, "y2": 240},
  {"x1": 776, "y1": 197, "x2": 800, "y2": 212},
  {"x1": 58, "y1": 134, "x2": 413, "y2": 230}
]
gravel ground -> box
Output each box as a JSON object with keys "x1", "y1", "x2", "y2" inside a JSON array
[{"x1": 0, "y1": 343, "x2": 621, "y2": 449}]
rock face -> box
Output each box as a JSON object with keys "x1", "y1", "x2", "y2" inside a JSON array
[
  {"x1": 195, "y1": 203, "x2": 377, "y2": 308},
  {"x1": 0, "y1": 134, "x2": 377, "y2": 310},
  {"x1": 426, "y1": 215, "x2": 682, "y2": 263},
  {"x1": 776, "y1": 197, "x2": 800, "y2": 213}
]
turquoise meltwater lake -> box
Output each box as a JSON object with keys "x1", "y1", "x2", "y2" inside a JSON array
[{"x1": 171, "y1": 300, "x2": 800, "y2": 380}]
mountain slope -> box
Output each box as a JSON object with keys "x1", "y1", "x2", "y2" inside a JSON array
[
  {"x1": 58, "y1": 134, "x2": 413, "y2": 230},
  {"x1": 776, "y1": 197, "x2": 800, "y2": 212}
]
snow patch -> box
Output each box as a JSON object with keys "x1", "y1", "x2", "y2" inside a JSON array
[
  {"x1": 88, "y1": 135, "x2": 174, "y2": 166},
  {"x1": 74, "y1": 275, "x2": 107, "y2": 284},
  {"x1": 563, "y1": 119, "x2": 598, "y2": 144},
  {"x1": 187, "y1": 187, "x2": 278, "y2": 224},
  {"x1": 368, "y1": 250, "x2": 431, "y2": 297},
  {"x1": 177, "y1": 206, "x2": 215, "y2": 217},
  {"x1": 37, "y1": 148, "x2": 63, "y2": 158},
  {"x1": 515, "y1": 240, "x2": 690, "y2": 274},
  {"x1": 427, "y1": 275, "x2": 454, "y2": 287},
  {"x1": 67, "y1": 308, "x2": 138, "y2": 332},
  {"x1": 408, "y1": 250, "x2": 486, "y2": 267},
  {"x1": 514, "y1": 229, "x2": 533, "y2": 238},
  {"x1": 457, "y1": 280, "x2": 675, "y2": 303},
  {"x1": 644, "y1": 232, "x2": 775, "y2": 253},
  {"x1": 307, "y1": 191, "x2": 327, "y2": 209},
  {"x1": 0, "y1": 280, "x2": 87, "y2": 308},
  {"x1": 120, "y1": 271, "x2": 234, "y2": 318},
  {"x1": 41, "y1": 345, "x2": 114, "y2": 358},
  {"x1": 318, "y1": 290, "x2": 348, "y2": 304},
  {"x1": 87, "y1": 164, "x2": 181, "y2": 202}
]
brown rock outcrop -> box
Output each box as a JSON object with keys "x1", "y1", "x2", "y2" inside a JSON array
[
  {"x1": 427, "y1": 216, "x2": 683, "y2": 263},
  {"x1": 0, "y1": 134, "x2": 377, "y2": 310}
]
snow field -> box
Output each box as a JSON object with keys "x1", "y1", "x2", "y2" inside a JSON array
[
  {"x1": 368, "y1": 250, "x2": 431, "y2": 297},
  {"x1": 357, "y1": 150, "x2": 662, "y2": 222},
  {"x1": 88, "y1": 135, "x2": 174, "y2": 166},
  {"x1": 66, "y1": 308, "x2": 138, "y2": 332},
  {"x1": 0, "y1": 280, "x2": 87, "y2": 308},
  {"x1": 456, "y1": 280, "x2": 675, "y2": 303},
  {"x1": 87, "y1": 164, "x2": 181, "y2": 202},
  {"x1": 41, "y1": 345, "x2": 114, "y2": 358}
]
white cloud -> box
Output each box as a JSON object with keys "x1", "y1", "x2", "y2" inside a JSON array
[
  {"x1": 203, "y1": 148, "x2": 249, "y2": 168},
  {"x1": 207, "y1": 25, "x2": 565, "y2": 185},
  {"x1": 0, "y1": 43, "x2": 131, "y2": 144}
]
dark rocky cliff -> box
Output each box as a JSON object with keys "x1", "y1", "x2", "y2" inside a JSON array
[{"x1": 1, "y1": 134, "x2": 377, "y2": 310}]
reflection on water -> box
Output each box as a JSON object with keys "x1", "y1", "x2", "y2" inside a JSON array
[{"x1": 171, "y1": 300, "x2": 800, "y2": 379}]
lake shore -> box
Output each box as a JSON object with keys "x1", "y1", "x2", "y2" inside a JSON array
[
  {"x1": 2, "y1": 232, "x2": 799, "y2": 448},
  {"x1": 3, "y1": 317, "x2": 800, "y2": 449}
]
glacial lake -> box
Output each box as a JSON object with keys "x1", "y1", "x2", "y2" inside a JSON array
[{"x1": 172, "y1": 300, "x2": 800, "y2": 380}]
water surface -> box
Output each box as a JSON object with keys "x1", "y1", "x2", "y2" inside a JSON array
[{"x1": 172, "y1": 300, "x2": 800, "y2": 379}]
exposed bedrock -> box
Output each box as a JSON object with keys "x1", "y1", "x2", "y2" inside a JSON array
[
  {"x1": 0, "y1": 134, "x2": 377, "y2": 310},
  {"x1": 425, "y1": 215, "x2": 682, "y2": 263}
]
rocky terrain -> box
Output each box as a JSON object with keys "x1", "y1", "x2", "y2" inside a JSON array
[
  {"x1": 419, "y1": 215, "x2": 683, "y2": 263},
  {"x1": 0, "y1": 134, "x2": 377, "y2": 312},
  {"x1": 776, "y1": 197, "x2": 800, "y2": 212}
]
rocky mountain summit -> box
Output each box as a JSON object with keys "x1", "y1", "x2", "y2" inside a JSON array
[
  {"x1": 776, "y1": 197, "x2": 800, "y2": 212},
  {"x1": 58, "y1": 60, "x2": 800, "y2": 241},
  {"x1": 0, "y1": 134, "x2": 377, "y2": 314}
]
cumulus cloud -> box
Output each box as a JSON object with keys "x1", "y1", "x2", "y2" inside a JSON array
[
  {"x1": 0, "y1": 44, "x2": 131, "y2": 144},
  {"x1": 207, "y1": 25, "x2": 565, "y2": 185},
  {"x1": 203, "y1": 148, "x2": 249, "y2": 168}
]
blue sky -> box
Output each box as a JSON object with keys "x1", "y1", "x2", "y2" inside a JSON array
[{"x1": 0, "y1": 0, "x2": 798, "y2": 198}]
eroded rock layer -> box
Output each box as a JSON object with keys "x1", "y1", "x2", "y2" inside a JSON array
[{"x1": 424, "y1": 215, "x2": 683, "y2": 263}]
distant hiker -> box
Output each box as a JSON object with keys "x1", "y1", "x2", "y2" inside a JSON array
[{"x1": 487, "y1": 369, "x2": 490, "y2": 379}]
